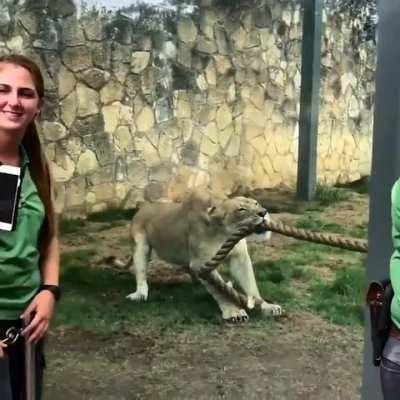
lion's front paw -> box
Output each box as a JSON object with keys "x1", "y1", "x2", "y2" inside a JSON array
[
  {"x1": 222, "y1": 308, "x2": 249, "y2": 325},
  {"x1": 126, "y1": 291, "x2": 148, "y2": 301},
  {"x1": 126, "y1": 284, "x2": 148, "y2": 302},
  {"x1": 260, "y1": 302, "x2": 283, "y2": 317}
]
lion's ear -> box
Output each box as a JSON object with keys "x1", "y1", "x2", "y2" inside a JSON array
[
  {"x1": 207, "y1": 202, "x2": 226, "y2": 223},
  {"x1": 200, "y1": 205, "x2": 216, "y2": 226}
]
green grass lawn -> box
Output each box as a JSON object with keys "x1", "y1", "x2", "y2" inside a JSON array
[
  {"x1": 56, "y1": 248, "x2": 220, "y2": 333},
  {"x1": 56, "y1": 246, "x2": 366, "y2": 333}
]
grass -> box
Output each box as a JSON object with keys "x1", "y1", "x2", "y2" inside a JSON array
[
  {"x1": 315, "y1": 184, "x2": 350, "y2": 206},
  {"x1": 255, "y1": 259, "x2": 312, "y2": 284},
  {"x1": 295, "y1": 215, "x2": 346, "y2": 234},
  {"x1": 308, "y1": 265, "x2": 366, "y2": 325},
  {"x1": 350, "y1": 223, "x2": 368, "y2": 239},
  {"x1": 56, "y1": 249, "x2": 220, "y2": 332},
  {"x1": 56, "y1": 242, "x2": 366, "y2": 332},
  {"x1": 254, "y1": 241, "x2": 366, "y2": 324},
  {"x1": 59, "y1": 218, "x2": 87, "y2": 235}
]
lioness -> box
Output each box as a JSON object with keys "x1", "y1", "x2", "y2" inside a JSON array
[{"x1": 126, "y1": 190, "x2": 282, "y2": 323}]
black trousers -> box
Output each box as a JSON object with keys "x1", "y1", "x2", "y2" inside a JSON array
[
  {"x1": 0, "y1": 320, "x2": 45, "y2": 400},
  {"x1": 381, "y1": 336, "x2": 400, "y2": 400}
]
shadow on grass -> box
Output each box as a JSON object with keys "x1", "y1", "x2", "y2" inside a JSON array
[
  {"x1": 59, "y1": 208, "x2": 137, "y2": 236},
  {"x1": 57, "y1": 249, "x2": 220, "y2": 332},
  {"x1": 86, "y1": 208, "x2": 137, "y2": 223}
]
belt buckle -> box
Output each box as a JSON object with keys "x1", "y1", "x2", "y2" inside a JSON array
[{"x1": 3, "y1": 327, "x2": 21, "y2": 345}]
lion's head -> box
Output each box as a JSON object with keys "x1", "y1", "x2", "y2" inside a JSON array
[{"x1": 207, "y1": 196, "x2": 267, "y2": 234}]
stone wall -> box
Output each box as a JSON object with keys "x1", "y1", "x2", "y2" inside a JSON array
[{"x1": 0, "y1": 0, "x2": 375, "y2": 216}]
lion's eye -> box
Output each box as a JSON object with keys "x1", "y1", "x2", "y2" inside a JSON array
[{"x1": 238, "y1": 207, "x2": 247, "y2": 212}]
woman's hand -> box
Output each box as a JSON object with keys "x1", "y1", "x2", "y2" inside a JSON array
[
  {"x1": 0, "y1": 341, "x2": 7, "y2": 358},
  {"x1": 21, "y1": 290, "x2": 56, "y2": 343}
]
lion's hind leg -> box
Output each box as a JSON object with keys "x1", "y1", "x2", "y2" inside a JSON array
[{"x1": 126, "y1": 232, "x2": 151, "y2": 302}]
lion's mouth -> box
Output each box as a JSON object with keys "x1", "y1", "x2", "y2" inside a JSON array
[
  {"x1": 235, "y1": 215, "x2": 267, "y2": 231},
  {"x1": 253, "y1": 213, "x2": 270, "y2": 231}
]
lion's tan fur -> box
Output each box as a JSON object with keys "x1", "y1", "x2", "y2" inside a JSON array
[{"x1": 126, "y1": 189, "x2": 282, "y2": 322}]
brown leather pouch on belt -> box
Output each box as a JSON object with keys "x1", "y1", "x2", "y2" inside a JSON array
[{"x1": 366, "y1": 279, "x2": 394, "y2": 366}]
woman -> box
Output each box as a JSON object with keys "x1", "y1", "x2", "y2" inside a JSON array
[
  {"x1": 0, "y1": 54, "x2": 60, "y2": 399},
  {"x1": 381, "y1": 178, "x2": 400, "y2": 399}
]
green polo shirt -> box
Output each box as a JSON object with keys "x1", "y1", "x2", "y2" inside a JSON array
[
  {"x1": 390, "y1": 178, "x2": 400, "y2": 329},
  {"x1": 0, "y1": 148, "x2": 45, "y2": 320}
]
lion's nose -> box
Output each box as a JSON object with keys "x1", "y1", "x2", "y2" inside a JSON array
[{"x1": 258, "y1": 209, "x2": 267, "y2": 217}]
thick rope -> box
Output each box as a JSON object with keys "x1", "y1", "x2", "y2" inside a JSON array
[
  {"x1": 198, "y1": 221, "x2": 264, "y2": 310},
  {"x1": 266, "y1": 219, "x2": 368, "y2": 253},
  {"x1": 200, "y1": 270, "x2": 263, "y2": 310},
  {"x1": 199, "y1": 223, "x2": 257, "y2": 276},
  {"x1": 198, "y1": 218, "x2": 368, "y2": 310}
]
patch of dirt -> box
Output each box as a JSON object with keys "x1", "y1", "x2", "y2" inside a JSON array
[
  {"x1": 47, "y1": 190, "x2": 367, "y2": 399},
  {"x1": 44, "y1": 315, "x2": 363, "y2": 400}
]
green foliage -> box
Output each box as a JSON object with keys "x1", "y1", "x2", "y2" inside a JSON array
[
  {"x1": 79, "y1": 0, "x2": 111, "y2": 18},
  {"x1": 325, "y1": 0, "x2": 377, "y2": 44},
  {"x1": 117, "y1": 0, "x2": 200, "y2": 36},
  {"x1": 315, "y1": 184, "x2": 349, "y2": 206}
]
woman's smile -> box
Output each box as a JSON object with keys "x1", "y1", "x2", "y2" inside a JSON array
[
  {"x1": 1, "y1": 110, "x2": 24, "y2": 118},
  {"x1": 0, "y1": 63, "x2": 40, "y2": 135},
  {"x1": 0, "y1": 109, "x2": 27, "y2": 127}
]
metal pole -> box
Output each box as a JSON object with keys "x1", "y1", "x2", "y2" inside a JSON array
[
  {"x1": 22, "y1": 314, "x2": 36, "y2": 400},
  {"x1": 296, "y1": 0, "x2": 323, "y2": 201},
  {"x1": 24, "y1": 340, "x2": 36, "y2": 400},
  {"x1": 362, "y1": 1, "x2": 400, "y2": 399}
]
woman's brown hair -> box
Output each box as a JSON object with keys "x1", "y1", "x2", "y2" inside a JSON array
[{"x1": 0, "y1": 54, "x2": 56, "y2": 260}]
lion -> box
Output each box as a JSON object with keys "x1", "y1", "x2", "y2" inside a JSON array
[{"x1": 124, "y1": 190, "x2": 282, "y2": 323}]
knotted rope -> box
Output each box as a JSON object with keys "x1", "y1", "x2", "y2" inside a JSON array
[{"x1": 198, "y1": 218, "x2": 368, "y2": 310}]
